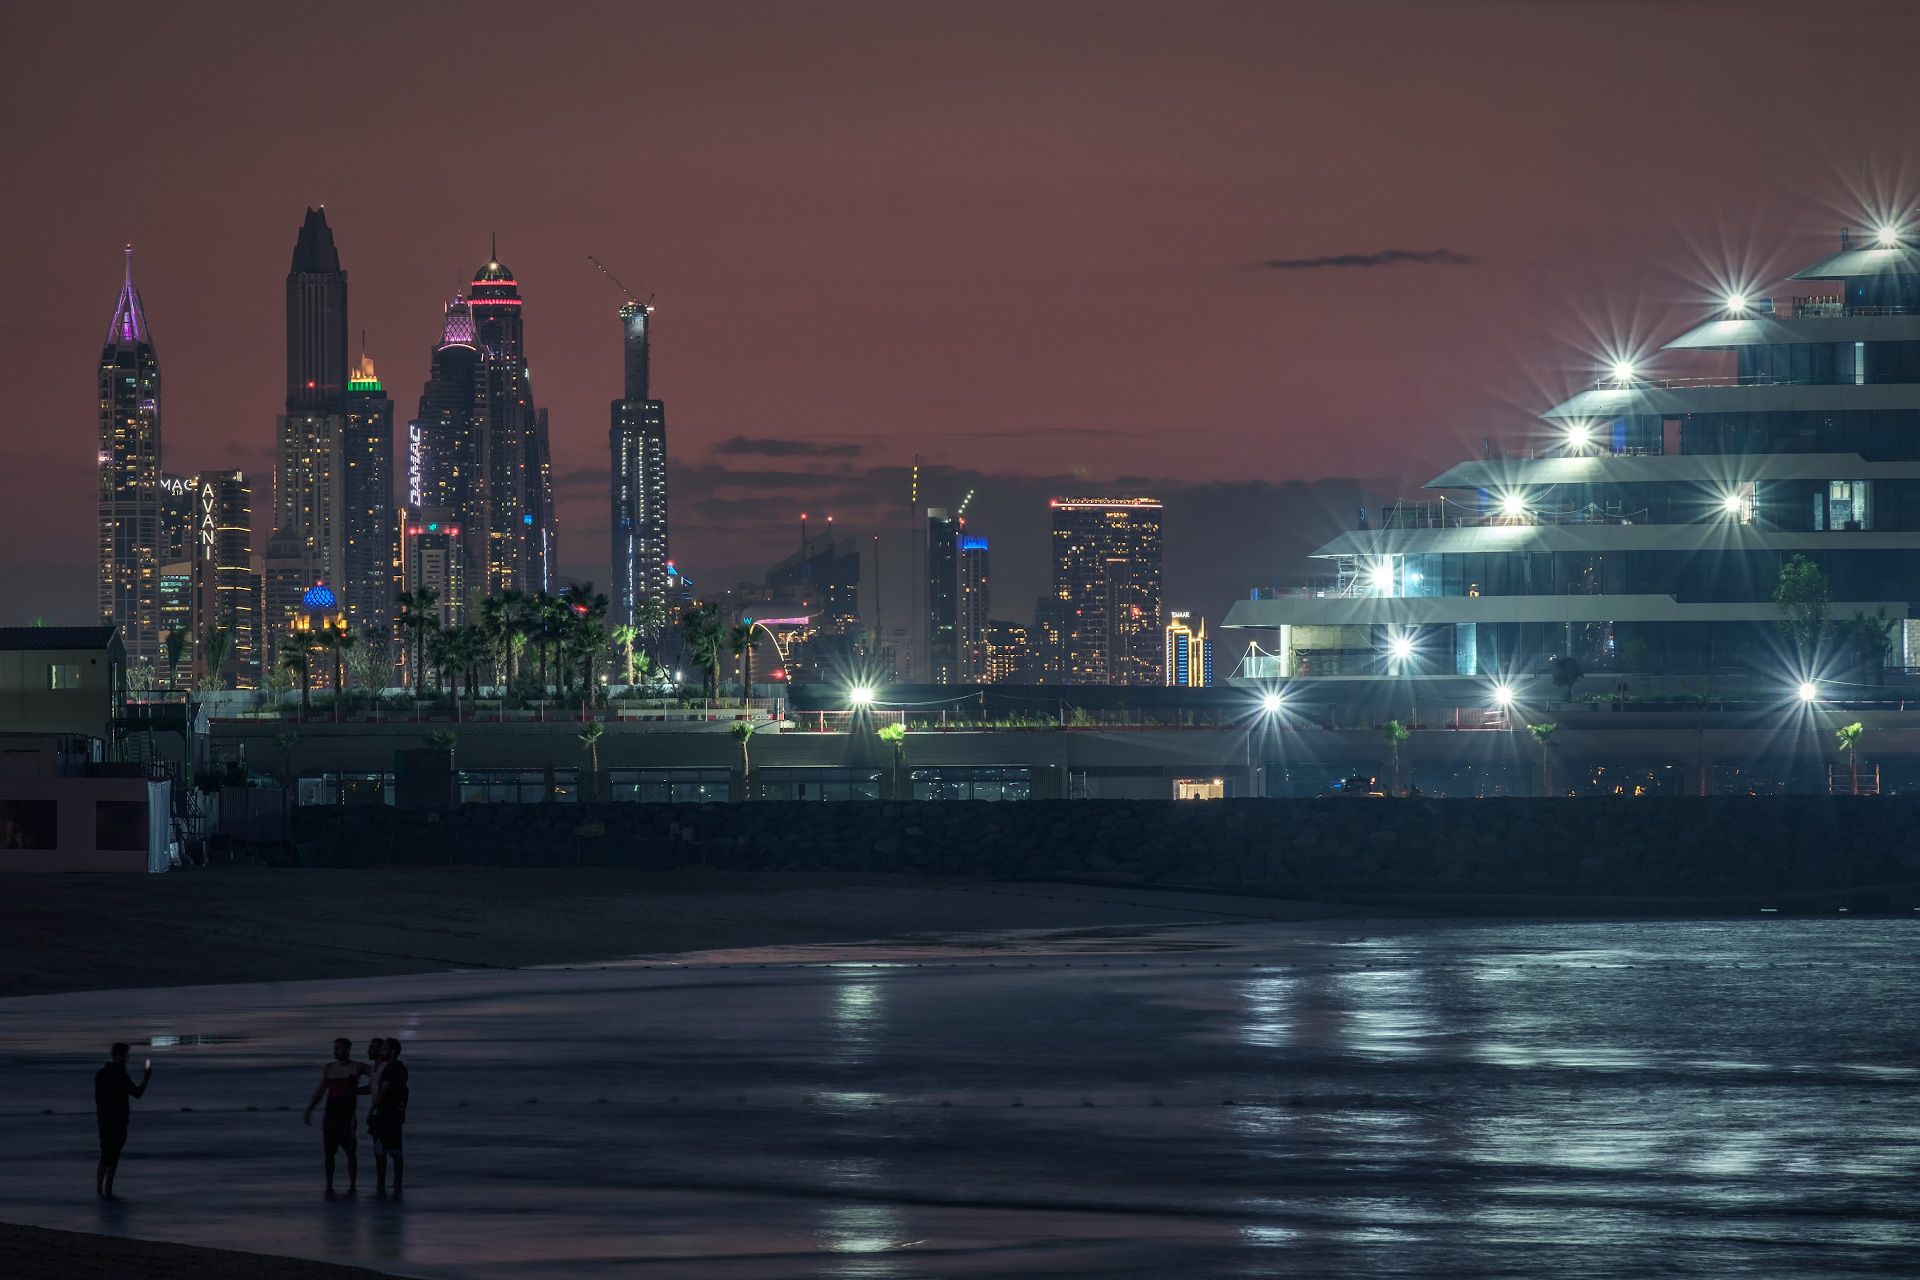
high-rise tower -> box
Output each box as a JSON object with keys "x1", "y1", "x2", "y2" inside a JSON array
[
  {"x1": 1050, "y1": 497, "x2": 1165, "y2": 684},
  {"x1": 610, "y1": 299, "x2": 669, "y2": 629},
  {"x1": 286, "y1": 207, "x2": 349, "y2": 414},
  {"x1": 343, "y1": 348, "x2": 396, "y2": 649},
  {"x1": 98, "y1": 246, "x2": 164, "y2": 668},
  {"x1": 469, "y1": 250, "x2": 553, "y2": 593},
  {"x1": 408, "y1": 294, "x2": 489, "y2": 614},
  {"x1": 269, "y1": 209, "x2": 353, "y2": 653}
]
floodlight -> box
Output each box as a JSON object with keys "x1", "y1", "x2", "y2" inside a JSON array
[
  {"x1": 1500, "y1": 493, "x2": 1527, "y2": 518},
  {"x1": 1493, "y1": 683, "x2": 1514, "y2": 707},
  {"x1": 1369, "y1": 562, "x2": 1394, "y2": 590},
  {"x1": 1610, "y1": 359, "x2": 1636, "y2": 383},
  {"x1": 1567, "y1": 424, "x2": 1592, "y2": 450},
  {"x1": 1260, "y1": 692, "x2": 1283, "y2": 714},
  {"x1": 849, "y1": 685, "x2": 875, "y2": 707},
  {"x1": 1726, "y1": 293, "x2": 1748, "y2": 314},
  {"x1": 1722, "y1": 493, "x2": 1745, "y2": 514},
  {"x1": 1876, "y1": 225, "x2": 1899, "y2": 248},
  {"x1": 1388, "y1": 635, "x2": 1414, "y2": 661},
  {"x1": 1797, "y1": 681, "x2": 1818, "y2": 704}
]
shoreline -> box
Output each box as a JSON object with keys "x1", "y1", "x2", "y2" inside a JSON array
[{"x1": 2, "y1": 1221, "x2": 408, "y2": 1279}]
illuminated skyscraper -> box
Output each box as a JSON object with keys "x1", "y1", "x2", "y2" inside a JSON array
[
  {"x1": 925, "y1": 508, "x2": 958, "y2": 683},
  {"x1": 957, "y1": 534, "x2": 990, "y2": 679},
  {"x1": 1164, "y1": 612, "x2": 1215, "y2": 687},
  {"x1": 1049, "y1": 497, "x2": 1165, "y2": 684},
  {"x1": 469, "y1": 250, "x2": 554, "y2": 593},
  {"x1": 97, "y1": 246, "x2": 163, "y2": 667},
  {"x1": 408, "y1": 295, "x2": 488, "y2": 602},
  {"x1": 610, "y1": 299, "x2": 669, "y2": 629},
  {"x1": 191, "y1": 470, "x2": 259, "y2": 688},
  {"x1": 343, "y1": 350, "x2": 396, "y2": 648},
  {"x1": 270, "y1": 211, "x2": 352, "y2": 650}
]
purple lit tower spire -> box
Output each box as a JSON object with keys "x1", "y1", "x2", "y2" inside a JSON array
[{"x1": 98, "y1": 244, "x2": 165, "y2": 666}]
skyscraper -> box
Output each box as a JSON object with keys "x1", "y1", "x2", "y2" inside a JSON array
[
  {"x1": 1164, "y1": 612, "x2": 1215, "y2": 687},
  {"x1": 925, "y1": 508, "x2": 959, "y2": 683},
  {"x1": 1050, "y1": 497, "x2": 1165, "y2": 684},
  {"x1": 610, "y1": 299, "x2": 669, "y2": 629},
  {"x1": 98, "y1": 246, "x2": 163, "y2": 668},
  {"x1": 957, "y1": 534, "x2": 990, "y2": 679},
  {"x1": 408, "y1": 295, "x2": 489, "y2": 614},
  {"x1": 342, "y1": 349, "x2": 396, "y2": 649},
  {"x1": 286, "y1": 208, "x2": 349, "y2": 414},
  {"x1": 191, "y1": 470, "x2": 259, "y2": 688},
  {"x1": 469, "y1": 251, "x2": 554, "y2": 594},
  {"x1": 269, "y1": 210, "x2": 352, "y2": 651}
]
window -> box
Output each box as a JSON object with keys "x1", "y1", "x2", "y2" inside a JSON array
[
  {"x1": 48, "y1": 663, "x2": 81, "y2": 690},
  {"x1": 95, "y1": 800, "x2": 148, "y2": 851}
]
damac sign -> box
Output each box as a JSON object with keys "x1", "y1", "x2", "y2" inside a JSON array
[{"x1": 408, "y1": 424, "x2": 424, "y2": 508}]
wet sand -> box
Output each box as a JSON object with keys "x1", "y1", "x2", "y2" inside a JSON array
[
  {"x1": 0, "y1": 867, "x2": 1362, "y2": 1000},
  {"x1": 2, "y1": 1221, "x2": 404, "y2": 1279}
]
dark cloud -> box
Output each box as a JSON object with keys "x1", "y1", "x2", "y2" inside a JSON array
[
  {"x1": 1255, "y1": 248, "x2": 1481, "y2": 271},
  {"x1": 711, "y1": 436, "x2": 863, "y2": 459}
]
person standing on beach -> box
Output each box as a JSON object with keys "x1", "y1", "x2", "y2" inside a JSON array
[
  {"x1": 94, "y1": 1042, "x2": 152, "y2": 1200},
  {"x1": 303, "y1": 1037, "x2": 369, "y2": 1199},
  {"x1": 369, "y1": 1038, "x2": 409, "y2": 1196}
]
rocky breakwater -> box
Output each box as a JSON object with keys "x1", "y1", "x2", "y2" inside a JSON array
[{"x1": 286, "y1": 798, "x2": 1920, "y2": 911}]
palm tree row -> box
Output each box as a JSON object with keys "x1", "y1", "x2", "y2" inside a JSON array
[{"x1": 391, "y1": 582, "x2": 668, "y2": 704}]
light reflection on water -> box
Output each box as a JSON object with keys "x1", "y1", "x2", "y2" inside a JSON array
[{"x1": 1, "y1": 918, "x2": 1915, "y2": 1278}]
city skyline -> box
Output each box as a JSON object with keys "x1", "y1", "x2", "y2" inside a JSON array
[{"x1": 12, "y1": 3, "x2": 1920, "y2": 627}]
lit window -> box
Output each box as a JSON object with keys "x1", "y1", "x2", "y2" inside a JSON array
[{"x1": 49, "y1": 663, "x2": 82, "y2": 690}]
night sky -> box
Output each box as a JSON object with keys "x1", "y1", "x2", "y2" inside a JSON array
[{"x1": 5, "y1": 0, "x2": 1916, "y2": 626}]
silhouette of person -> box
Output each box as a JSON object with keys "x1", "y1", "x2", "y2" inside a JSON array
[
  {"x1": 304, "y1": 1037, "x2": 369, "y2": 1198},
  {"x1": 94, "y1": 1042, "x2": 152, "y2": 1199},
  {"x1": 369, "y1": 1038, "x2": 409, "y2": 1196}
]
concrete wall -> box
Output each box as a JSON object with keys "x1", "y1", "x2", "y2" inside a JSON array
[
  {"x1": 0, "y1": 777, "x2": 170, "y2": 872},
  {"x1": 0, "y1": 646, "x2": 117, "y2": 740},
  {"x1": 285, "y1": 796, "x2": 1920, "y2": 911}
]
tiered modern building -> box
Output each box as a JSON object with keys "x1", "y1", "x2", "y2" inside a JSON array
[
  {"x1": 1225, "y1": 224, "x2": 1920, "y2": 692},
  {"x1": 1050, "y1": 497, "x2": 1165, "y2": 684}
]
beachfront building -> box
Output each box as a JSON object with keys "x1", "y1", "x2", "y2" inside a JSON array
[{"x1": 1224, "y1": 222, "x2": 1920, "y2": 695}]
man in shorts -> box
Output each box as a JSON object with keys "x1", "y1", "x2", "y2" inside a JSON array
[
  {"x1": 303, "y1": 1037, "x2": 369, "y2": 1198},
  {"x1": 94, "y1": 1042, "x2": 153, "y2": 1200},
  {"x1": 369, "y1": 1037, "x2": 410, "y2": 1196}
]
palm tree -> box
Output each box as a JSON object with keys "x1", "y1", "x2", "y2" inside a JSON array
[
  {"x1": 575, "y1": 622, "x2": 610, "y2": 709},
  {"x1": 396, "y1": 587, "x2": 440, "y2": 695},
  {"x1": 1836, "y1": 721, "x2": 1865, "y2": 796},
  {"x1": 730, "y1": 721, "x2": 757, "y2": 800},
  {"x1": 680, "y1": 603, "x2": 723, "y2": 701},
  {"x1": 877, "y1": 722, "x2": 907, "y2": 800},
  {"x1": 634, "y1": 596, "x2": 668, "y2": 663},
  {"x1": 274, "y1": 727, "x2": 300, "y2": 787},
  {"x1": 1383, "y1": 719, "x2": 1411, "y2": 796},
  {"x1": 163, "y1": 626, "x2": 190, "y2": 691},
  {"x1": 313, "y1": 623, "x2": 357, "y2": 717},
  {"x1": 611, "y1": 623, "x2": 640, "y2": 690},
  {"x1": 579, "y1": 720, "x2": 605, "y2": 799},
  {"x1": 1527, "y1": 722, "x2": 1558, "y2": 795},
  {"x1": 280, "y1": 645, "x2": 312, "y2": 721},
  {"x1": 729, "y1": 622, "x2": 762, "y2": 706},
  {"x1": 200, "y1": 622, "x2": 234, "y2": 692}
]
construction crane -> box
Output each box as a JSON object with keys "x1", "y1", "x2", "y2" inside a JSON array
[{"x1": 587, "y1": 255, "x2": 653, "y2": 314}]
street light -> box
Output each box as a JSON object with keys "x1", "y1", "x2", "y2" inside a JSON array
[
  {"x1": 1492, "y1": 682, "x2": 1514, "y2": 708},
  {"x1": 1797, "y1": 680, "x2": 1818, "y2": 704},
  {"x1": 849, "y1": 685, "x2": 875, "y2": 707}
]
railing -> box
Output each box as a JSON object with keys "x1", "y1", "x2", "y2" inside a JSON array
[{"x1": 1789, "y1": 297, "x2": 1919, "y2": 319}]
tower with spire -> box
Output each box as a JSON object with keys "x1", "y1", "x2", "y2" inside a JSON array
[
  {"x1": 98, "y1": 245, "x2": 164, "y2": 667},
  {"x1": 268, "y1": 208, "x2": 354, "y2": 658},
  {"x1": 405, "y1": 293, "x2": 490, "y2": 622},
  {"x1": 610, "y1": 294, "x2": 669, "y2": 630},
  {"x1": 467, "y1": 245, "x2": 555, "y2": 594},
  {"x1": 342, "y1": 339, "x2": 397, "y2": 649}
]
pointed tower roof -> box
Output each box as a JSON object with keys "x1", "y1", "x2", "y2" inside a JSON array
[
  {"x1": 106, "y1": 244, "x2": 151, "y2": 348},
  {"x1": 290, "y1": 206, "x2": 342, "y2": 274},
  {"x1": 440, "y1": 293, "x2": 476, "y2": 347}
]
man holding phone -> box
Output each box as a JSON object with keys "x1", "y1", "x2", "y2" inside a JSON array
[{"x1": 94, "y1": 1042, "x2": 153, "y2": 1200}]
